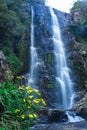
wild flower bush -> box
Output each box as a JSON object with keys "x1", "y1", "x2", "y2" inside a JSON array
[{"x1": 0, "y1": 79, "x2": 46, "y2": 130}]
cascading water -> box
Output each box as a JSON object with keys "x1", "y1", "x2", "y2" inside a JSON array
[
  {"x1": 28, "y1": 7, "x2": 38, "y2": 87},
  {"x1": 49, "y1": 7, "x2": 84, "y2": 122},
  {"x1": 49, "y1": 7, "x2": 74, "y2": 110},
  {"x1": 28, "y1": 5, "x2": 84, "y2": 123}
]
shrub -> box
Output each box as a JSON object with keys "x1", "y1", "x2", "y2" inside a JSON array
[{"x1": 0, "y1": 79, "x2": 46, "y2": 130}]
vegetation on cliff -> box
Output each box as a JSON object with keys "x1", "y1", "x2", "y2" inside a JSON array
[
  {"x1": 69, "y1": 0, "x2": 87, "y2": 45},
  {"x1": 0, "y1": 0, "x2": 45, "y2": 76},
  {"x1": 0, "y1": 0, "x2": 30, "y2": 76},
  {"x1": 68, "y1": 0, "x2": 87, "y2": 89}
]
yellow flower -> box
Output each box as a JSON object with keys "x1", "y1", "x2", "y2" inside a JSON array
[
  {"x1": 16, "y1": 76, "x2": 22, "y2": 79},
  {"x1": 27, "y1": 89, "x2": 33, "y2": 93},
  {"x1": 23, "y1": 99, "x2": 26, "y2": 102},
  {"x1": 33, "y1": 99, "x2": 40, "y2": 103},
  {"x1": 33, "y1": 114, "x2": 37, "y2": 118},
  {"x1": 18, "y1": 86, "x2": 24, "y2": 90},
  {"x1": 26, "y1": 86, "x2": 32, "y2": 90},
  {"x1": 27, "y1": 100, "x2": 31, "y2": 103},
  {"x1": 20, "y1": 114, "x2": 25, "y2": 119},
  {"x1": 34, "y1": 89, "x2": 39, "y2": 93},
  {"x1": 28, "y1": 106, "x2": 31, "y2": 109},
  {"x1": 41, "y1": 98, "x2": 46, "y2": 105},
  {"x1": 33, "y1": 89, "x2": 41, "y2": 95},
  {"x1": 28, "y1": 95, "x2": 34, "y2": 99},
  {"x1": 15, "y1": 109, "x2": 20, "y2": 113},
  {"x1": 29, "y1": 114, "x2": 33, "y2": 118}
]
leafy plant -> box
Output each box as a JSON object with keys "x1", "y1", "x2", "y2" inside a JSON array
[
  {"x1": 0, "y1": 80, "x2": 46, "y2": 130},
  {"x1": 6, "y1": 54, "x2": 23, "y2": 76}
]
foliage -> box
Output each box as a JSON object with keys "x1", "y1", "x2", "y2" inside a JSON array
[
  {"x1": 0, "y1": 0, "x2": 45, "y2": 76},
  {"x1": 0, "y1": 0, "x2": 29, "y2": 76},
  {"x1": 70, "y1": 0, "x2": 81, "y2": 12},
  {"x1": 69, "y1": 0, "x2": 87, "y2": 41},
  {"x1": 0, "y1": 79, "x2": 46, "y2": 130},
  {"x1": 6, "y1": 54, "x2": 23, "y2": 76}
]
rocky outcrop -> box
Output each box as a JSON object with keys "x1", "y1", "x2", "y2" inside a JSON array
[
  {"x1": 30, "y1": 4, "x2": 72, "y2": 107},
  {"x1": 48, "y1": 109, "x2": 68, "y2": 122},
  {"x1": 73, "y1": 92, "x2": 87, "y2": 120},
  {"x1": 38, "y1": 108, "x2": 68, "y2": 123},
  {"x1": 0, "y1": 50, "x2": 11, "y2": 83},
  {"x1": 71, "y1": 1, "x2": 87, "y2": 23},
  {"x1": 28, "y1": 3, "x2": 87, "y2": 107},
  {"x1": 67, "y1": 40, "x2": 87, "y2": 90}
]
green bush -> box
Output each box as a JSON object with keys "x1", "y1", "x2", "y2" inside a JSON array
[
  {"x1": 0, "y1": 80, "x2": 46, "y2": 130},
  {"x1": 0, "y1": 0, "x2": 29, "y2": 76},
  {"x1": 6, "y1": 54, "x2": 23, "y2": 76}
]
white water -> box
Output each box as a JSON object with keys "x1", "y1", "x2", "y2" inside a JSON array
[
  {"x1": 49, "y1": 7, "x2": 74, "y2": 110},
  {"x1": 28, "y1": 7, "x2": 38, "y2": 86},
  {"x1": 66, "y1": 111, "x2": 84, "y2": 123}
]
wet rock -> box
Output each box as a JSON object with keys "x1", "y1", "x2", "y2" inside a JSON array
[
  {"x1": 73, "y1": 93, "x2": 87, "y2": 120},
  {"x1": 73, "y1": 91, "x2": 86, "y2": 102},
  {"x1": 38, "y1": 108, "x2": 68, "y2": 123},
  {"x1": 78, "y1": 107, "x2": 87, "y2": 120},
  {"x1": 30, "y1": 121, "x2": 87, "y2": 130},
  {"x1": 67, "y1": 40, "x2": 87, "y2": 90},
  {"x1": 48, "y1": 109, "x2": 68, "y2": 122}
]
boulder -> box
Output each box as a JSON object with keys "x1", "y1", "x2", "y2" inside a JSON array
[
  {"x1": 77, "y1": 107, "x2": 87, "y2": 120},
  {"x1": 73, "y1": 93, "x2": 87, "y2": 120},
  {"x1": 48, "y1": 109, "x2": 68, "y2": 122},
  {"x1": 38, "y1": 108, "x2": 68, "y2": 123}
]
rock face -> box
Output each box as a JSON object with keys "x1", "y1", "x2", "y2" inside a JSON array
[
  {"x1": 30, "y1": 4, "x2": 72, "y2": 107},
  {"x1": 67, "y1": 0, "x2": 87, "y2": 90},
  {"x1": 71, "y1": 1, "x2": 87, "y2": 23},
  {"x1": 28, "y1": 3, "x2": 87, "y2": 107},
  {"x1": 0, "y1": 50, "x2": 11, "y2": 83},
  {"x1": 67, "y1": 40, "x2": 87, "y2": 90},
  {"x1": 73, "y1": 92, "x2": 87, "y2": 120}
]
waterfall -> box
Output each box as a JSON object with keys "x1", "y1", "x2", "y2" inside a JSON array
[
  {"x1": 28, "y1": 7, "x2": 38, "y2": 87},
  {"x1": 49, "y1": 7, "x2": 74, "y2": 110}
]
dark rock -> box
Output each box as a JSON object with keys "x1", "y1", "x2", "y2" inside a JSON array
[
  {"x1": 78, "y1": 107, "x2": 87, "y2": 120},
  {"x1": 73, "y1": 91, "x2": 86, "y2": 102},
  {"x1": 48, "y1": 109, "x2": 68, "y2": 122},
  {"x1": 72, "y1": 93, "x2": 87, "y2": 120},
  {"x1": 67, "y1": 40, "x2": 87, "y2": 90},
  {"x1": 30, "y1": 121, "x2": 87, "y2": 130},
  {"x1": 38, "y1": 108, "x2": 68, "y2": 123}
]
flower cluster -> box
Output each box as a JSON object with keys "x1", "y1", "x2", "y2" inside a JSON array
[{"x1": 15, "y1": 85, "x2": 46, "y2": 123}]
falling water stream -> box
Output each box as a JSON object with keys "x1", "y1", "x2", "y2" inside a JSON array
[
  {"x1": 28, "y1": 7, "x2": 38, "y2": 87},
  {"x1": 49, "y1": 7, "x2": 74, "y2": 110},
  {"x1": 49, "y1": 7, "x2": 84, "y2": 122},
  {"x1": 29, "y1": 6, "x2": 84, "y2": 123}
]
